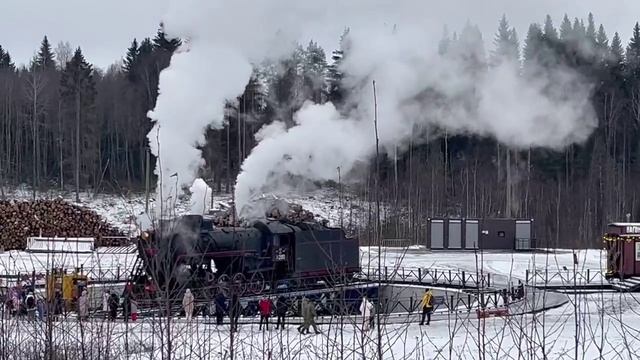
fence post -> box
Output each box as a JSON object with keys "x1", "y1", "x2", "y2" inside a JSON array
[
  {"x1": 467, "y1": 294, "x2": 472, "y2": 310},
  {"x1": 526, "y1": 269, "x2": 529, "y2": 284},
  {"x1": 462, "y1": 271, "x2": 466, "y2": 287},
  {"x1": 450, "y1": 295, "x2": 454, "y2": 311},
  {"x1": 384, "y1": 266, "x2": 388, "y2": 280},
  {"x1": 587, "y1": 268, "x2": 590, "y2": 284},
  {"x1": 418, "y1": 268, "x2": 422, "y2": 282},
  {"x1": 448, "y1": 269, "x2": 452, "y2": 283},
  {"x1": 117, "y1": 266, "x2": 120, "y2": 281},
  {"x1": 487, "y1": 273, "x2": 491, "y2": 287}
]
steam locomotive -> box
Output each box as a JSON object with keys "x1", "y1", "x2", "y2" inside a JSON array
[{"x1": 131, "y1": 215, "x2": 360, "y2": 299}]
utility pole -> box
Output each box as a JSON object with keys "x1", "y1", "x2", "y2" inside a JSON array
[
  {"x1": 373, "y1": 80, "x2": 382, "y2": 360},
  {"x1": 337, "y1": 166, "x2": 343, "y2": 229}
]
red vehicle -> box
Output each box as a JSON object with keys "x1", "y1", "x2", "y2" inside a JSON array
[{"x1": 605, "y1": 223, "x2": 640, "y2": 279}]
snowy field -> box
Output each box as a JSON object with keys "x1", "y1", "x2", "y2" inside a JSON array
[
  {"x1": 3, "y1": 188, "x2": 631, "y2": 359},
  {"x1": 362, "y1": 247, "x2": 607, "y2": 287},
  {"x1": 0, "y1": 290, "x2": 639, "y2": 360}
]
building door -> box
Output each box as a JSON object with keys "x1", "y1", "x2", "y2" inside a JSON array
[
  {"x1": 430, "y1": 220, "x2": 444, "y2": 249},
  {"x1": 515, "y1": 221, "x2": 532, "y2": 250},
  {"x1": 448, "y1": 220, "x2": 462, "y2": 249},
  {"x1": 465, "y1": 220, "x2": 479, "y2": 249}
]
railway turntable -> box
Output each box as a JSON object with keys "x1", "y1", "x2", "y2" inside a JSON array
[{"x1": 126, "y1": 214, "x2": 361, "y2": 312}]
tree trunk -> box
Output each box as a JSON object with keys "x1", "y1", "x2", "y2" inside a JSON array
[{"x1": 75, "y1": 91, "x2": 81, "y2": 203}]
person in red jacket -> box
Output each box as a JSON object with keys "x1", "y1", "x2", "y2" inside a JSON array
[{"x1": 258, "y1": 296, "x2": 273, "y2": 331}]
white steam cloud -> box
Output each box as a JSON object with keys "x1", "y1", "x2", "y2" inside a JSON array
[
  {"x1": 147, "y1": 0, "x2": 305, "y2": 214},
  {"x1": 189, "y1": 178, "x2": 212, "y2": 215},
  {"x1": 235, "y1": 26, "x2": 597, "y2": 217},
  {"x1": 149, "y1": 1, "x2": 598, "y2": 219}
]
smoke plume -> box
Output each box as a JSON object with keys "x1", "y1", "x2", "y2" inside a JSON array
[
  {"x1": 147, "y1": 0, "x2": 305, "y2": 215},
  {"x1": 149, "y1": 1, "x2": 599, "y2": 219},
  {"x1": 235, "y1": 27, "x2": 597, "y2": 218}
]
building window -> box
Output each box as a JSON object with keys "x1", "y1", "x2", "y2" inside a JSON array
[{"x1": 498, "y1": 231, "x2": 505, "y2": 237}]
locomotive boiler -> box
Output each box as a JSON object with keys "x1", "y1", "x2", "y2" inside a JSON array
[{"x1": 133, "y1": 214, "x2": 360, "y2": 299}]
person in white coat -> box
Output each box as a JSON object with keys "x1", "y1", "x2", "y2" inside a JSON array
[
  {"x1": 78, "y1": 290, "x2": 89, "y2": 321},
  {"x1": 183, "y1": 289, "x2": 194, "y2": 322},
  {"x1": 359, "y1": 296, "x2": 374, "y2": 332}
]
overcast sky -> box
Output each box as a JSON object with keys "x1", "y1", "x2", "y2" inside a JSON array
[{"x1": 2, "y1": 0, "x2": 640, "y2": 69}]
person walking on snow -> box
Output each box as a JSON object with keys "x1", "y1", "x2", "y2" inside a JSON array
[
  {"x1": 298, "y1": 297, "x2": 319, "y2": 334},
  {"x1": 108, "y1": 293, "x2": 119, "y2": 321},
  {"x1": 130, "y1": 298, "x2": 138, "y2": 321},
  {"x1": 102, "y1": 290, "x2": 110, "y2": 313},
  {"x1": 25, "y1": 292, "x2": 36, "y2": 320},
  {"x1": 419, "y1": 288, "x2": 434, "y2": 326},
  {"x1": 214, "y1": 291, "x2": 227, "y2": 325},
  {"x1": 183, "y1": 289, "x2": 194, "y2": 322},
  {"x1": 258, "y1": 295, "x2": 272, "y2": 331},
  {"x1": 360, "y1": 296, "x2": 374, "y2": 331},
  {"x1": 78, "y1": 290, "x2": 89, "y2": 321},
  {"x1": 275, "y1": 295, "x2": 288, "y2": 330}
]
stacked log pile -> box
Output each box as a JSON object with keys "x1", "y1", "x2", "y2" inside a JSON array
[
  {"x1": 268, "y1": 204, "x2": 318, "y2": 223},
  {"x1": 0, "y1": 199, "x2": 125, "y2": 250},
  {"x1": 212, "y1": 200, "x2": 325, "y2": 227}
]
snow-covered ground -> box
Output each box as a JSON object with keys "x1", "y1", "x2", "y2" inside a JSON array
[
  {"x1": 362, "y1": 247, "x2": 607, "y2": 287},
  {"x1": 1, "y1": 290, "x2": 639, "y2": 360},
  {"x1": 0, "y1": 247, "x2": 137, "y2": 286},
  {"x1": 3, "y1": 187, "x2": 634, "y2": 359},
  {"x1": 3, "y1": 186, "x2": 372, "y2": 236}
]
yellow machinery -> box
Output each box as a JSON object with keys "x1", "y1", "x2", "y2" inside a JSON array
[{"x1": 46, "y1": 268, "x2": 89, "y2": 308}]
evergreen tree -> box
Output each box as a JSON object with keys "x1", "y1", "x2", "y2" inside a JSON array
[
  {"x1": 611, "y1": 32, "x2": 624, "y2": 65},
  {"x1": 596, "y1": 25, "x2": 608, "y2": 48},
  {"x1": 303, "y1": 40, "x2": 328, "y2": 103},
  {"x1": 543, "y1": 15, "x2": 558, "y2": 42},
  {"x1": 60, "y1": 47, "x2": 96, "y2": 201},
  {"x1": 438, "y1": 25, "x2": 451, "y2": 55},
  {"x1": 453, "y1": 22, "x2": 486, "y2": 75},
  {"x1": 491, "y1": 15, "x2": 519, "y2": 65},
  {"x1": 559, "y1": 14, "x2": 573, "y2": 41},
  {"x1": 34, "y1": 36, "x2": 55, "y2": 71},
  {"x1": 326, "y1": 28, "x2": 350, "y2": 105},
  {"x1": 586, "y1": 13, "x2": 597, "y2": 44},
  {"x1": 573, "y1": 18, "x2": 586, "y2": 39},
  {"x1": 595, "y1": 24, "x2": 609, "y2": 64},
  {"x1": 153, "y1": 23, "x2": 182, "y2": 52},
  {"x1": 523, "y1": 23, "x2": 544, "y2": 68},
  {"x1": 138, "y1": 38, "x2": 153, "y2": 57},
  {"x1": 0, "y1": 45, "x2": 15, "y2": 70},
  {"x1": 627, "y1": 23, "x2": 640, "y2": 79},
  {"x1": 123, "y1": 39, "x2": 139, "y2": 81}
]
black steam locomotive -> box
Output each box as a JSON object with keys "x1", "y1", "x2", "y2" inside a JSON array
[{"x1": 131, "y1": 215, "x2": 360, "y2": 299}]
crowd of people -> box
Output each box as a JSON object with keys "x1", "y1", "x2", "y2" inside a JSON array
[{"x1": 180, "y1": 289, "x2": 381, "y2": 334}]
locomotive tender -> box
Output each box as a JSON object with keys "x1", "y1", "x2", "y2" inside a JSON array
[{"x1": 135, "y1": 214, "x2": 360, "y2": 298}]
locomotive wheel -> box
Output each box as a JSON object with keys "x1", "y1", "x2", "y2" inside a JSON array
[
  {"x1": 232, "y1": 273, "x2": 247, "y2": 295},
  {"x1": 249, "y1": 272, "x2": 265, "y2": 294}
]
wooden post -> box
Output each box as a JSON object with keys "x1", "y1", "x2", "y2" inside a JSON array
[{"x1": 145, "y1": 148, "x2": 150, "y2": 214}]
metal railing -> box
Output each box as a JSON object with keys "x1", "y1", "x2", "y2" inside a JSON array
[
  {"x1": 525, "y1": 268, "x2": 605, "y2": 286},
  {"x1": 359, "y1": 266, "x2": 491, "y2": 288}
]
